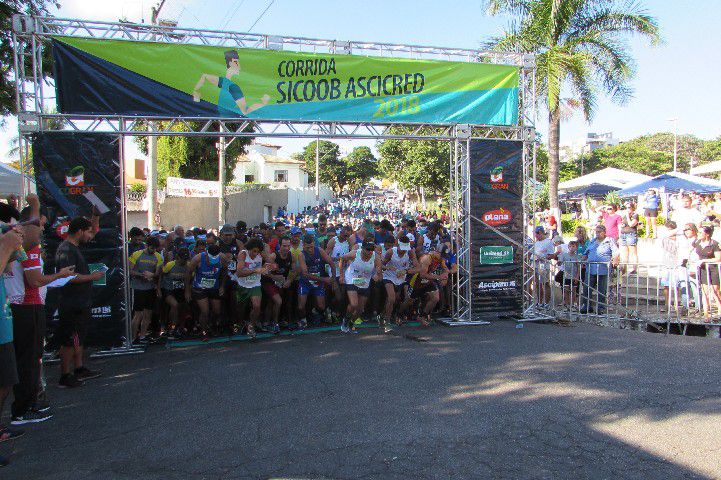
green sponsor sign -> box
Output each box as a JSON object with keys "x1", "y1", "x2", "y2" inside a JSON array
[
  {"x1": 479, "y1": 246, "x2": 513, "y2": 265},
  {"x1": 53, "y1": 36, "x2": 519, "y2": 125}
]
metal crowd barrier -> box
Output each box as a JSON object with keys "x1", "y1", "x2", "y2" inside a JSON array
[{"x1": 530, "y1": 259, "x2": 721, "y2": 337}]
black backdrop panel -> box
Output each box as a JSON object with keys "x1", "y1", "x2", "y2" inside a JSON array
[
  {"x1": 469, "y1": 139, "x2": 524, "y2": 316},
  {"x1": 32, "y1": 133, "x2": 126, "y2": 348}
]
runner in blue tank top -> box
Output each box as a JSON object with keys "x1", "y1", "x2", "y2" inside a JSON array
[
  {"x1": 185, "y1": 244, "x2": 227, "y2": 339},
  {"x1": 296, "y1": 234, "x2": 335, "y2": 330}
]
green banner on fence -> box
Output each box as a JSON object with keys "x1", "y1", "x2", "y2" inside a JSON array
[{"x1": 53, "y1": 36, "x2": 519, "y2": 125}]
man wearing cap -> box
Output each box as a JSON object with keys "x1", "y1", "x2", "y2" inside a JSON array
[
  {"x1": 533, "y1": 226, "x2": 555, "y2": 307},
  {"x1": 581, "y1": 225, "x2": 620, "y2": 315},
  {"x1": 129, "y1": 236, "x2": 163, "y2": 345},
  {"x1": 381, "y1": 235, "x2": 419, "y2": 329},
  {"x1": 296, "y1": 234, "x2": 335, "y2": 330}
]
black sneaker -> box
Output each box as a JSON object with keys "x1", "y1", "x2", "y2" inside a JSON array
[
  {"x1": 10, "y1": 410, "x2": 53, "y2": 425},
  {"x1": 32, "y1": 391, "x2": 51, "y2": 413},
  {"x1": 74, "y1": 367, "x2": 101, "y2": 381},
  {"x1": 58, "y1": 373, "x2": 84, "y2": 388}
]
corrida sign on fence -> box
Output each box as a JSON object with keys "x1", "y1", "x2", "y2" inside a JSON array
[{"x1": 52, "y1": 36, "x2": 519, "y2": 125}]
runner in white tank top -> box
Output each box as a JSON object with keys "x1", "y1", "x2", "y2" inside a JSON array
[
  {"x1": 338, "y1": 240, "x2": 382, "y2": 333},
  {"x1": 381, "y1": 236, "x2": 419, "y2": 328}
]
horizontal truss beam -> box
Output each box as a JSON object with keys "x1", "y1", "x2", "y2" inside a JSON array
[
  {"x1": 12, "y1": 15, "x2": 532, "y2": 67},
  {"x1": 19, "y1": 114, "x2": 534, "y2": 141}
]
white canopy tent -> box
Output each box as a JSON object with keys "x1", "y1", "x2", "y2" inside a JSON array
[
  {"x1": 0, "y1": 162, "x2": 28, "y2": 196},
  {"x1": 559, "y1": 167, "x2": 651, "y2": 192}
]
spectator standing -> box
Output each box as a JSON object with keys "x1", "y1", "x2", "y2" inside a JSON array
[
  {"x1": 7, "y1": 202, "x2": 74, "y2": 424},
  {"x1": 643, "y1": 189, "x2": 660, "y2": 239},
  {"x1": 600, "y1": 204, "x2": 623, "y2": 240},
  {"x1": 581, "y1": 225, "x2": 619, "y2": 314},
  {"x1": 0, "y1": 214, "x2": 25, "y2": 467},
  {"x1": 692, "y1": 225, "x2": 721, "y2": 322},
  {"x1": 619, "y1": 202, "x2": 640, "y2": 272},
  {"x1": 532, "y1": 226, "x2": 555, "y2": 307},
  {"x1": 54, "y1": 216, "x2": 104, "y2": 388},
  {"x1": 659, "y1": 221, "x2": 681, "y2": 308},
  {"x1": 672, "y1": 194, "x2": 703, "y2": 229}
]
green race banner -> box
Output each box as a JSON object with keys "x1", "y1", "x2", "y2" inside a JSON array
[
  {"x1": 52, "y1": 36, "x2": 519, "y2": 125},
  {"x1": 479, "y1": 246, "x2": 514, "y2": 265}
]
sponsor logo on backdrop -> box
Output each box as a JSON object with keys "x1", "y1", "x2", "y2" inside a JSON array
[
  {"x1": 479, "y1": 246, "x2": 514, "y2": 265},
  {"x1": 490, "y1": 166, "x2": 509, "y2": 190},
  {"x1": 478, "y1": 280, "x2": 518, "y2": 292},
  {"x1": 482, "y1": 208, "x2": 512, "y2": 227},
  {"x1": 55, "y1": 220, "x2": 70, "y2": 239},
  {"x1": 63, "y1": 166, "x2": 94, "y2": 194}
]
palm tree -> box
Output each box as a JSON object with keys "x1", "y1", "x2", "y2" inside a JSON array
[{"x1": 483, "y1": 0, "x2": 660, "y2": 211}]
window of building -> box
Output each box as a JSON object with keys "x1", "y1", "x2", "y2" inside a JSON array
[
  {"x1": 274, "y1": 170, "x2": 288, "y2": 183},
  {"x1": 244, "y1": 175, "x2": 255, "y2": 183}
]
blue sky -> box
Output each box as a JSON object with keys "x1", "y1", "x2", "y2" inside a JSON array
[{"x1": 2, "y1": 0, "x2": 719, "y2": 160}]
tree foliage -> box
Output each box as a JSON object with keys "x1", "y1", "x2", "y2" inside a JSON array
[
  {"x1": 700, "y1": 136, "x2": 721, "y2": 165},
  {"x1": 377, "y1": 136, "x2": 450, "y2": 196},
  {"x1": 301, "y1": 140, "x2": 344, "y2": 193},
  {"x1": 484, "y1": 0, "x2": 660, "y2": 210},
  {"x1": 343, "y1": 146, "x2": 378, "y2": 192},
  {"x1": 134, "y1": 122, "x2": 251, "y2": 186},
  {"x1": 0, "y1": 1, "x2": 58, "y2": 123}
]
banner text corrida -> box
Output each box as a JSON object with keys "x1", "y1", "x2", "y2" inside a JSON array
[{"x1": 52, "y1": 36, "x2": 520, "y2": 125}]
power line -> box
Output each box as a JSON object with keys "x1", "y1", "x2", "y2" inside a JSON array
[
  {"x1": 220, "y1": 0, "x2": 246, "y2": 31},
  {"x1": 247, "y1": 0, "x2": 275, "y2": 32}
]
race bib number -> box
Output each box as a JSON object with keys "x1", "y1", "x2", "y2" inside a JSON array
[
  {"x1": 228, "y1": 261, "x2": 237, "y2": 272},
  {"x1": 397, "y1": 269, "x2": 406, "y2": 279},
  {"x1": 172, "y1": 281, "x2": 184, "y2": 290},
  {"x1": 309, "y1": 280, "x2": 320, "y2": 288},
  {"x1": 353, "y1": 277, "x2": 368, "y2": 288},
  {"x1": 200, "y1": 277, "x2": 216, "y2": 289}
]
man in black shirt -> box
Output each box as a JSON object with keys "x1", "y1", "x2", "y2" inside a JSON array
[{"x1": 54, "y1": 216, "x2": 104, "y2": 388}]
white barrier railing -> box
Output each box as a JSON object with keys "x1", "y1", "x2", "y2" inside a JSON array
[{"x1": 531, "y1": 259, "x2": 721, "y2": 335}]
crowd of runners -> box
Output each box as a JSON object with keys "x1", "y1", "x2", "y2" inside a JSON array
[{"x1": 127, "y1": 193, "x2": 458, "y2": 345}]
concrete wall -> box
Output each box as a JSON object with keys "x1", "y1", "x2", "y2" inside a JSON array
[
  {"x1": 127, "y1": 185, "x2": 336, "y2": 229},
  {"x1": 286, "y1": 186, "x2": 334, "y2": 214}
]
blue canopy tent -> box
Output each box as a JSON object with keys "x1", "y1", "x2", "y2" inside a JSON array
[
  {"x1": 617, "y1": 172, "x2": 721, "y2": 197},
  {"x1": 560, "y1": 183, "x2": 619, "y2": 200}
]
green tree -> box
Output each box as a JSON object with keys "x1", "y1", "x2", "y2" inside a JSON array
[
  {"x1": 134, "y1": 122, "x2": 251, "y2": 185},
  {"x1": 343, "y1": 146, "x2": 378, "y2": 192},
  {"x1": 301, "y1": 140, "x2": 347, "y2": 193},
  {"x1": 484, "y1": 0, "x2": 660, "y2": 211},
  {"x1": 377, "y1": 136, "x2": 450, "y2": 198},
  {"x1": 700, "y1": 136, "x2": 721, "y2": 165},
  {"x1": 0, "y1": 1, "x2": 58, "y2": 123}
]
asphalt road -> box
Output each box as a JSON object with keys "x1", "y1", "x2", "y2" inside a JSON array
[{"x1": 3, "y1": 321, "x2": 720, "y2": 479}]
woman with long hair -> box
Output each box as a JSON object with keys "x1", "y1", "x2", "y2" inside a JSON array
[{"x1": 692, "y1": 225, "x2": 721, "y2": 322}]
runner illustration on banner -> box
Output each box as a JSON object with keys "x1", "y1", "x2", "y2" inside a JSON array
[{"x1": 192, "y1": 50, "x2": 271, "y2": 117}]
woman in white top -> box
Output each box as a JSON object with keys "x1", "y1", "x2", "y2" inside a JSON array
[
  {"x1": 325, "y1": 226, "x2": 352, "y2": 319},
  {"x1": 381, "y1": 235, "x2": 419, "y2": 328},
  {"x1": 338, "y1": 240, "x2": 382, "y2": 333}
]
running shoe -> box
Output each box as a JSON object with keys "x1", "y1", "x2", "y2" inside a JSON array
[
  {"x1": 298, "y1": 318, "x2": 307, "y2": 331},
  {"x1": 353, "y1": 317, "x2": 364, "y2": 326},
  {"x1": 271, "y1": 323, "x2": 280, "y2": 335},
  {"x1": 341, "y1": 319, "x2": 350, "y2": 333},
  {"x1": 75, "y1": 367, "x2": 102, "y2": 381},
  {"x1": 58, "y1": 374, "x2": 84, "y2": 389},
  {"x1": 32, "y1": 391, "x2": 50, "y2": 413},
  {"x1": 11, "y1": 411, "x2": 53, "y2": 425}
]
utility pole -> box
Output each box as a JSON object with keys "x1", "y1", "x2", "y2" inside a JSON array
[
  {"x1": 146, "y1": 0, "x2": 166, "y2": 228},
  {"x1": 315, "y1": 135, "x2": 320, "y2": 202}
]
